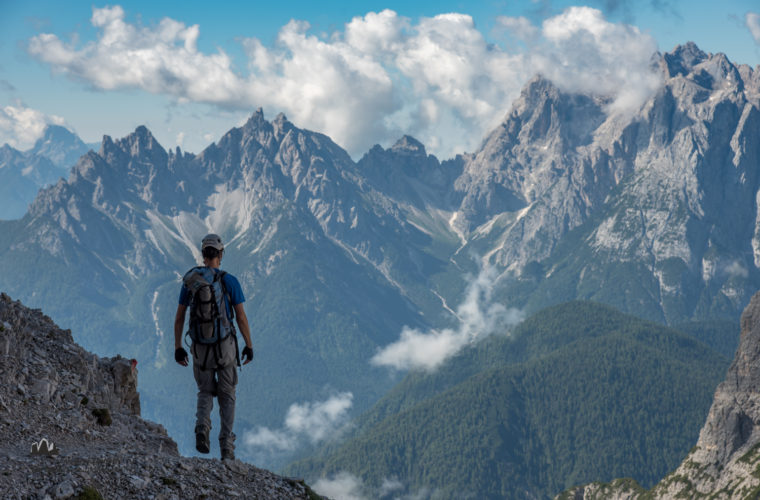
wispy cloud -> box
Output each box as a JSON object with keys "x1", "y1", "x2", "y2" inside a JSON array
[
  {"x1": 747, "y1": 13, "x2": 760, "y2": 44},
  {"x1": 0, "y1": 102, "x2": 65, "y2": 150},
  {"x1": 312, "y1": 473, "x2": 433, "y2": 500},
  {"x1": 372, "y1": 266, "x2": 524, "y2": 372},
  {"x1": 27, "y1": 5, "x2": 661, "y2": 158},
  {"x1": 726, "y1": 260, "x2": 749, "y2": 279},
  {"x1": 243, "y1": 392, "x2": 353, "y2": 454},
  {"x1": 313, "y1": 472, "x2": 368, "y2": 500}
]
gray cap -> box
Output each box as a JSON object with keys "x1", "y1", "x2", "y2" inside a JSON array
[{"x1": 201, "y1": 233, "x2": 224, "y2": 251}]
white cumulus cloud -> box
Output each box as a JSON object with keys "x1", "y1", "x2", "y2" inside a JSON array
[
  {"x1": 534, "y1": 6, "x2": 662, "y2": 114},
  {"x1": 241, "y1": 16, "x2": 399, "y2": 157},
  {"x1": 243, "y1": 392, "x2": 353, "y2": 453},
  {"x1": 312, "y1": 473, "x2": 431, "y2": 500},
  {"x1": 747, "y1": 13, "x2": 760, "y2": 44},
  {"x1": 372, "y1": 266, "x2": 524, "y2": 372},
  {"x1": 313, "y1": 472, "x2": 368, "y2": 500},
  {"x1": 0, "y1": 103, "x2": 66, "y2": 150},
  {"x1": 29, "y1": 6, "x2": 245, "y2": 104},
  {"x1": 27, "y1": 5, "x2": 662, "y2": 158}
]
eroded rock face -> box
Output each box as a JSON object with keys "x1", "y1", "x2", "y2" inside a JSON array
[
  {"x1": 692, "y1": 291, "x2": 760, "y2": 466},
  {"x1": 0, "y1": 293, "x2": 320, "y2": 499},
  {"x1": 646, "y1": 290, "x2": 760, "y2": 498}
]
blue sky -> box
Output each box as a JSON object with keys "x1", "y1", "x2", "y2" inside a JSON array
[{"x1": 1, "y1": 0, "x2": 759, "y2": 159}]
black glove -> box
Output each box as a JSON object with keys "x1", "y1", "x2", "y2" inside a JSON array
[
  {"x1": 175, "y1": 347, "x2": 189, "y2": 366},
  {"x1": 242, "y1": 346, "x2": 254, "y2": 364}
]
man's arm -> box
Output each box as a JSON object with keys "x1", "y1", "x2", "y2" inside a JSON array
[
  {"x1": 174, "y1": 304, "x2": 188, "y2": 366},
  {"x1": 233, "y1": 303, "x2": 253, "y2": 364}
]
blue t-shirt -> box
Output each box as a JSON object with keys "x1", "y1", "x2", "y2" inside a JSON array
[{"x1": 178, "y1": 268, "x2": 245, "y2": 320}]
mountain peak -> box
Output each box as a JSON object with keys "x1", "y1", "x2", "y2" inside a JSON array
[
  {"x1": 272, "y1": 112, "x2": 295, "y2": 140},
  {"x1": 28, "y1": 124, "x2": 89, "y2": 169},
  {"x1": 240, "y1": 108, "x2": 296, "y2": 141},
  {"x1": 32, "y1": 125, "x2": 78, "y2": 148},
  {"x1": 273, "y1": 112, "x2": 289, "y2": 126},
  {"x1": 94, "y1": 126, "x2": 167, "y2": 168},
  {"x1": 664, "y1": 42, "x2": 709, "y2": 77},
  {"x1": 390, "y1": 135, "x2": 426, "y2": 156},
  {"x1": 122, "y1": 125, "x2": 166, "y2": 159},
  {"x1": 511, "y1": 75, "x2": 562, "y2": 115},
  {"x1": 244, "y1": 107, "x2": 267, "y2": 129}
]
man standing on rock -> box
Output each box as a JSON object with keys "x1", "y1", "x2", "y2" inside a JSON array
[{"x1": 173, "y1": 233, "x2": 254, "y2": 461}]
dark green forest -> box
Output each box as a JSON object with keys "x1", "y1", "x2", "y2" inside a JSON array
[{"x1": 288, "y1": 301, "x2": 732, "y2": 499}]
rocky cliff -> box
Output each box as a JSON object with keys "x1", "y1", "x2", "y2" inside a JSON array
[
  {"x1": 561, "y1": 289, "x2": 760, "y2": 499},
  {"x1": 0, "y1": 293, "x2": 319, "y2": 499}
]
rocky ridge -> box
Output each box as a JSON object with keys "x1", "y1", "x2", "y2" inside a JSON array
[
  {"x1": 0, "y1": 292, "x2": 320, "y2": 499},
  {"x1": 560, "y1": 289, "x2": 760, "y2": 499}
]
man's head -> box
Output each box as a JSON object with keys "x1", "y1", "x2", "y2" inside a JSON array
[{"x1": 201, "y1": 233, "x2": 224, "y2": 263}]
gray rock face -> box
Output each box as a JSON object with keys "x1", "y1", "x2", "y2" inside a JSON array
[
  {"x1": 644, "y1": 289, "x2": 760, "y2": 498},
  {"x1": 0, "y1": 292, "x2": 320, "y2": 499},
  {"x1": 357, "y1": 135, "x2": 461, "y2": 210},
  {"x1": 692, "y1": 291, "x2": 760, "y2": 466}
]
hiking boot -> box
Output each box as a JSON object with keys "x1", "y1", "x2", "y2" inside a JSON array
[
  {"x1": 221, "y1": 448, "x2": 235, "y2": 461},
  {"x1": 195, "y1": 428, "x2": 210, "y2": 454}
]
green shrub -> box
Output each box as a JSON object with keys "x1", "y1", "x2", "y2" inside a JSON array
[
  {"x1": 92, "y1": 408, "x2": 112, "y2": 426},
  {"x1": 75, "y1": 485, "x2": 103, "y2": 500}
]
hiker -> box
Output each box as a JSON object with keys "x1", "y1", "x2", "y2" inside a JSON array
[{"x1": 173, "y1": 233, "x2": 254, "y2": 461}]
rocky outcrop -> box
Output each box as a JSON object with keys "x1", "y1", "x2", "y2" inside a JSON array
[
  {"x1": 561, "y1": 290, "x2": 760, "y2": 499},
  {"x1": 0, "y1": 292, "x2": 320, "y2": 499}
]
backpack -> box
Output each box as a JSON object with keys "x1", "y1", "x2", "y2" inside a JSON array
[{"x1": 182, "y1": 266, "x2": 235, "y2": 345}]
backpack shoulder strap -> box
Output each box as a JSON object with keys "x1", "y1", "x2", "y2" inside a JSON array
[{"x1": 218, "y1": 271, "x2": 235, "y2": 321}]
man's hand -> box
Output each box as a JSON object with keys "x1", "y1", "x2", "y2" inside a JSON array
[
  {"x1": 242, "y1": 346, "x2": 254, "y2": 365},
  {"x1": 175, "y1": 347, "x2": 189, "y2": 366}
]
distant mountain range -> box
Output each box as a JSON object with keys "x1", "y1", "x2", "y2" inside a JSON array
[
  {"x1": 0, "y1": 125, "x2": 96, "y2": 219},
  {"x1": 0, "y1": 42, "x2": 756, "y2": 477}
]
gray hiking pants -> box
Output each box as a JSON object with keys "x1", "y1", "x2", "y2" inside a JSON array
[{"x1": 192, "y1": 335, "x2": 238, "y2": 452}]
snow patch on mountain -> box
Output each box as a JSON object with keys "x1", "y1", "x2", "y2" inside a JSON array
[
  {"x1": 449, "y1": 211, "x2": 467, "y2": 250},
  {"x1": 145, "y1": 210, "x2": 205, "y2": 262},
  {"x1": 206, "y1": 183, "x2": 256, "y2": 244},
  {"x1": 150, "y1": 290, "x2": 167, "y2": 369}
]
